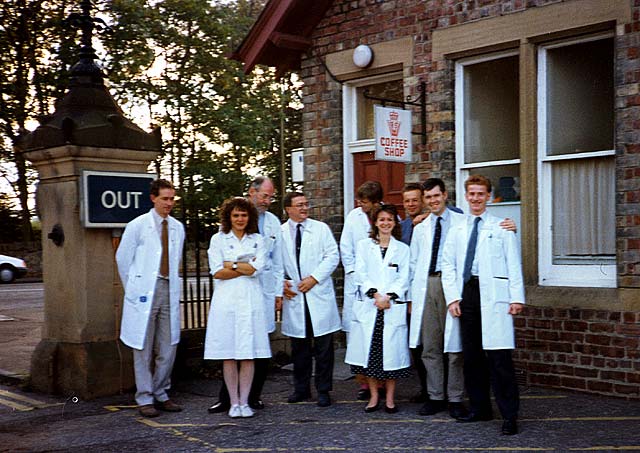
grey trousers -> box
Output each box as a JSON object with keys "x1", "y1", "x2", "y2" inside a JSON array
[
  {"x1": 133, "y1": 279, "x2": 177, "y2": 406},
  {"x1": 421, "y1": 275, "x2": 464, "y2": 402}
]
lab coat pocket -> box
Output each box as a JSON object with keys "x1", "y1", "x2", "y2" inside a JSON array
[
  {"x1": 493, "y1": 277, "x2": 510, "y2": 312},
  {"x1": 386, "y1": 303, "x2": 407, "y2": 327}
]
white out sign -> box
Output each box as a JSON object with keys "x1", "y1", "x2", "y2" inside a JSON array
[{"x1": 374, "y1": 105, "x2": 412, "y2": 163}]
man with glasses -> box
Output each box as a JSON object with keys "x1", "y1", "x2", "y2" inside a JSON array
[
  {"x1": 208, "y1": 176, "x2": 284, "y2": 414},
  {"x1": 281, "y1": 192, "x2": 340, "y2": 407}
]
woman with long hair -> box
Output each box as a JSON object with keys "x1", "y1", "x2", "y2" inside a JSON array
[
  {"x1": 204, "y1": 197, "x2": 270, "y2": 418},
  {"x1": 345, "y1": 204, "x2": 412, "y2": 413}
]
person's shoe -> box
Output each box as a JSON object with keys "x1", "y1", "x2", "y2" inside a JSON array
[
  {"x1": 239, "y1": 404, "x2": 255, "y2": 418},
  {"x1": 418, "y1": 399, "x2": 447, "y2": 416},
  {"x1": 317, "y1": 392, "x2": 331, "y2": 407},
  {"x1": 384, "y1": 404, "x2": 399, "y2": 414},
  {"x1": 502, "y1": 418, "x2": 518, "y2": 435},
  {"x1": 410, "y1": 390, "x2": 428, "y2": 403},
  {"x1": 249, "y1": 399, "x2": 265, "y2": 410},
  {"x1": 228, "y1": 405, "x2": 242, "y2": 418},
  {"x1": 139, "y1": 404, "x2": 159, "y2": 418},
  {"x1": 457, "y1": 410, "x2": 494, "y2": 423},
  {"x1": 287, "y1": 392, "x2": 311, "y2": 403},
  {"x1": 357, "y1": 388, "x2": 371, "y2": 401},
  {"x1": 448, "y1": 402, "x2": 469, "y2": 420},
  {"x1": 208, "y1": 400, "x2": 230, "y2": 414},
  {"x1": 155, "y1": 399, "x2": 182, "y2": 412},
  {"x1": 364, "y1": 402, "x2": 379, "y2": 413}
]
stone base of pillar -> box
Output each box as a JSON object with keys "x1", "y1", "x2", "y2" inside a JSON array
[{"x1": 30, "y1": 339, "x2": 134, "y2": 400}]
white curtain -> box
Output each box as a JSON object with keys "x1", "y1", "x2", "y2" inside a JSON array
[{"x1": 552, "y1": 157, "x2": 615, "y2": 260}]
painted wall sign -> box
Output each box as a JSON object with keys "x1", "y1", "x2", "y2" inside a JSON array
[
  {"x1": 374, "y1": 105, "x2": 413, "y2": 163},
  {"x1": 81, "y1": 171, "x2": 155, "y2": 228}
]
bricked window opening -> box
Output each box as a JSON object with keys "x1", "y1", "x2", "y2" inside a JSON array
[
  {"x1": 455, "y1": 51, "x2": 522, "y2": 240},
  {"x1": 538, "y1": 33, "x2": 616, "y2": 288}
]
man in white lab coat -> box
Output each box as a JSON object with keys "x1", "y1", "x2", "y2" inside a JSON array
[
  {"x1": 117, "y1": 178, "x2": 185, "y2": 418},
  {"x1": 441, "y1": 174, "x2": 525, "y2": 436},
  {"x1": 208, "y1": 176, "x2": 284, "y2": 413},
  {"x1": 281, "y1": 192, "x2": 341, "y2": 407}
]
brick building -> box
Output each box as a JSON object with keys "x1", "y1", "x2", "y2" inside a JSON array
[{"x1": 233, "y1": 0, "x2": 640, "y2": 398}]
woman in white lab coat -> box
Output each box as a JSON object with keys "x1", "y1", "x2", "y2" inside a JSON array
[
  {"x1": 204, "y1": 197, "x2": 270, "y2": 419},
  {"x1": 345, "y1": 205, "x2": 411, "y2": 414}
]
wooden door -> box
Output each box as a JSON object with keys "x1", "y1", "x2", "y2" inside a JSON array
[{"x1": 353, "y1": 151, "x2": 406, "y2": 217}]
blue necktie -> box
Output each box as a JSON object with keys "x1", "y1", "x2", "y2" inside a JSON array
[{"x1": 463, "y1": 217, "x2": 481, "y2": 283}]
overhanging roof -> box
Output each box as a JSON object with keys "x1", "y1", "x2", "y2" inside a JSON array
[{"x1": 231, "y1": 0, "x2": 334, "y2": 75}]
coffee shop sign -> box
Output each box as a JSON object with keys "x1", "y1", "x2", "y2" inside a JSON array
[
  {"x1": 81, "y1": 171, "x2": 155, "y2": 228},
  {"x1": 374, "y1": 105, "x2": 412, "y2": 163}
]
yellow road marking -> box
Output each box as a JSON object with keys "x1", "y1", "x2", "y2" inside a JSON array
[
  {"x1": 0, "y1": 389, "x2": 46, "y2": 406},
  {"x1": 0, "y1": 396, "x2": 33, "y2": 411},
  {"x1": 570, "y1": 448, "x2": 640, "y2": 451},
  {"x1": 384, "y1": 448, "x2": 555, "y2": 451},
  {"x1": 103, "y1": 404, "x2": 138, "y2": 412}
]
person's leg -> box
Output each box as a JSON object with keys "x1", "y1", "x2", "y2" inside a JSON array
[
  {"x1": 151, "y1": 280, "x2": 177, "y2": 403},
  {"x1": 133, "y1": 285, "x2": 161, "y2": 407},
  {"x1": 238, "y1": 360, "x2": 255, "y2": 406},
  {"x1": 423, "y1": 278, "x2": 445, "y2": 402},
  {"x1": 313, "y1": 332, "x2": 334, "y2": 394},
  {"x1": 459, "y1": 280, "x2": 492, "y2": 417},
  {"x1": 248, "y1": 357, "x2": 269, "y2": 406},
  {"x1": 487, "y1": 349, "x2": 520, "y2": 420},
  {"x1": 290, "y1": 335, "x2": 313, "y2": 396},
  {"x1": 410, "y1": 345, "x2": 428, "y2": 399},
  {"x1": 385, "y1": 379, "x2": 396, "y2": 408},
  {"x1": 223, "y1": 360, "x2": 240, "y2": 407},
  {"x1": 366, "y1": 377, "x2": 380, "y2": 409}
]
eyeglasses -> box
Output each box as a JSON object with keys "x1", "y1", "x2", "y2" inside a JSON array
[{"x1": 292, "y1": 202, "x2": 310, "y2": 208}]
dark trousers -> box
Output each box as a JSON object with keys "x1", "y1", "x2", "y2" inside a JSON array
[
  {"x1": 217, "y1": 357, "x2": 270, "y2": 406},
  {"x1": 410, "y1": 344, "x2": 428, "y2": 394},
  {"x1": 291, "y1": 300, "x2": 334, "y2": 394},
  {"x1": 460, "y1": 278, "x2": 519, "y2": 420}
]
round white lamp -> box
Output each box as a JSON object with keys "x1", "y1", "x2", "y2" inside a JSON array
[{"x1": 353, "y1": 44, "x2": 374, "y2": 68}]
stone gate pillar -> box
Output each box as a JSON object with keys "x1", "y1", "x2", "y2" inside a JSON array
[{"x1": 17, "y1": 2, "x2": 162, "y2": 399}]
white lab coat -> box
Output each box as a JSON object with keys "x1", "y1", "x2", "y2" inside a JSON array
[
  {"x1": 345, "y1": 237, "x2": 411, "y2": 371},
  {"x1": 280, "y1": 218, "x2": 341, "y2": 338},
  {"x1": 260, "y1": 211, "x2": 285, "y2": 333},
  {"x1": 116, "y1": 210, "x2": 185, "y2": 350},
  {"x1": 339, "y1": 207, "x2": 371, "y2": 332},
  {"x1": 204, "y1": 231, "x2": 271, "y2": 359},
  {"x1": 441, "y1": 213, "x2": 525, "y2": 351},
  {"x1": 408, "y1": 209, "x2": 465, "y2": 352}
]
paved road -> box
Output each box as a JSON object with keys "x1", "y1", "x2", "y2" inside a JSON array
[
  {"x1": 0, "y1": 282, "x2": 43, "y2": 377},
  {"x1": 1, "y1": 368, "x2": 640, "y2": 452}
]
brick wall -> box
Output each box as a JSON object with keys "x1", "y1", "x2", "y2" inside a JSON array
[
  {"x1": 514, "y1": 307, "x2": 640, "y2": 398},
  {"x1": 298, "y1": 0, "x2": 640, "y2": 399}
]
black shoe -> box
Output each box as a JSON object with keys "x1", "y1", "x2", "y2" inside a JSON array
[
  {"x1": 384, "y1": 404, "x2": 398, "y2": 414},
  {"x1": 207, "y1": 401, "x2": 230, "y2": 414},
  {"x1": 317, "y1": 392, "x2": 331, "y2": 407},
  {"x1": 418, "y1": 399, "x2": 447, "y2": 416},
  {"x1": 502, "y1": 418, "x2": 518, "y2": 435},
  {"x1": 410, "y1": 391, "x2": 428, "y2": 403},
  {"x1": 457, "y1": 410, "x2": 494, "y2": 423},
  {"x1": 249, "y1": 399, "x2": 265, "y2": 410},
  {"x1": 287, "y1": 392, "x2": 311, "y2": 403},
  {"x1": 364, "y1": 402, "x2": 379, "y2": 413},
  {"x1": 357, "y1": 388, "x2": 371, "y2": 401},
  {"x1": 448, "y1": 402, "x2": 469, "y2": 420}
]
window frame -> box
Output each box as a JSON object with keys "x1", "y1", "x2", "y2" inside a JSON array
[{"x1": 537, "y1": 32, "x2": 616, "y2": 288}]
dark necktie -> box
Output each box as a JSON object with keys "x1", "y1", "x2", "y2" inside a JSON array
[
  {"x1": 463, "y1": 217, "x2": 481, "y2": 283},
  {"x1": 428, "y1": 216, "x2": 442, "y2": 274},
  {"x1": 295, "y1": 223, "x2": 302, "y2": 276},
  {"x1": 160, "y1": 219, "x2": 169, "y2": 277}
]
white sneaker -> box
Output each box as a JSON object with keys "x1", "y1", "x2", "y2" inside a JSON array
[
  {"x1": 228, "y1": 405, "x2": 241, "y2": 418},
  {"x1": 239, "y1": 404, "x2": 254, "y2": 418}
]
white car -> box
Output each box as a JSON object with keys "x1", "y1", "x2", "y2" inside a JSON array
[{"x1": 0, "y1": 254, "x2": 28, "y2": 283}]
